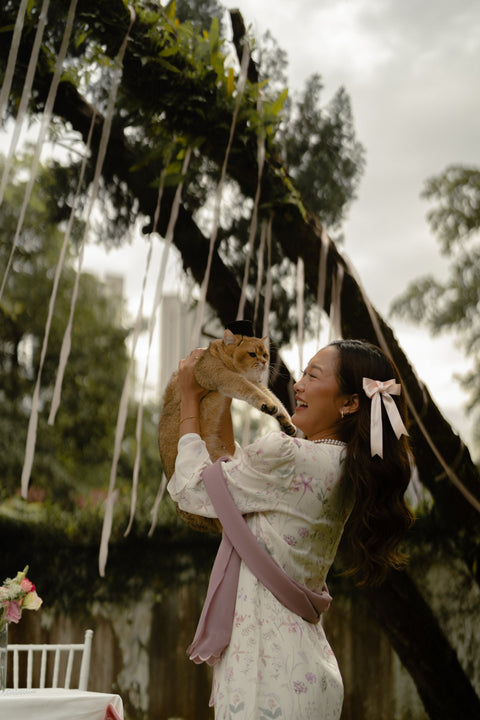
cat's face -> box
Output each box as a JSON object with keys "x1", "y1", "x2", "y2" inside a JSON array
[{"x1": 223, "y1": 330, "x2": 269, "y2": 381}]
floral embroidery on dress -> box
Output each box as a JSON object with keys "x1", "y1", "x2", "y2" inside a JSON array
[
  {"x1": 169, "y1": 431, "x2": 353, "y2": 720},
  {"x1": 293, "y1": 680, "x2": 308, "y2": 694}
]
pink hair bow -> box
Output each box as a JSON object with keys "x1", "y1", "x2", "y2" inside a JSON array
[{"x1": 362, "y1": 378, "x2": 409, "y2": 458}]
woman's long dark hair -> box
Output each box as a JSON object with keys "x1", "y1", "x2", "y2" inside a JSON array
[{"x1": 330, "y1": 339, "x2": 415, "y2": 586}]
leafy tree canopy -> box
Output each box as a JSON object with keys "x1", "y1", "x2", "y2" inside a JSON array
[
  {"x1": 0, "y1": 0, "x2": 365, "y2": 345},
  {"x1": 0, "y1": 156, "x2": 163, "y2": 534}
]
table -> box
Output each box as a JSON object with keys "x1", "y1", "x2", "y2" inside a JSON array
[{"x1": 0, "y1": 687, "x2": 124, "y2": 719}]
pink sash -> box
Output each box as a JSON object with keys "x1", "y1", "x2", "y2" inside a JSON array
[{"x1": 187, "y1": 458, "x2": 332, "y2": 666}]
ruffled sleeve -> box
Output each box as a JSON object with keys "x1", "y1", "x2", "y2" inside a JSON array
[{"x1": 167, "y1": 432, "x2": 297, "y2": 518}]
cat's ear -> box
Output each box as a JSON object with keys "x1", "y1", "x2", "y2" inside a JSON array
[
  {"x1": 223, "y1": 328, "x2": 237, "y2": 345},
  {"x1": 261, "y1": 336, "x2": 268, "y2": 342}
]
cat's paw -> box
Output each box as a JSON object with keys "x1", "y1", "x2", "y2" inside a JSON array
[
  {"x1": 260, "y1": 402, "x2": 278, "y2": 416},
  {"x1": 279, "y1": 416, "x2": 297, "y2": 436}
]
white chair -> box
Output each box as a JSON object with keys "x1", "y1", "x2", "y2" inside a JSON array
[{"x1": 8, "y1": 628, "x2": 93, "y2": 690}]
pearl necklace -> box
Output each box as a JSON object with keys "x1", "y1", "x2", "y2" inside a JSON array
[{"x1": 312, "y1": 438, "x2": 346, "y2": 446}]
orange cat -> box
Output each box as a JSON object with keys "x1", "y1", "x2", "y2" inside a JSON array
[{"x1": 158, "y1": 328, "x2": 296, "y2": 517}]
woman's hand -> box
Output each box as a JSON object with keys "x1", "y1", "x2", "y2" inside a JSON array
[
  {"x1": 178, "y1": 349, "x2": 208, "y2": 404},
  {"x1": 178, "y1": 349, "x2": 208, "y2": 437}
]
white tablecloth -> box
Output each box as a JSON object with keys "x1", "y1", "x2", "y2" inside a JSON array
[{"x1": 0, "y1": 688, "x2": 124, "y2": 719}]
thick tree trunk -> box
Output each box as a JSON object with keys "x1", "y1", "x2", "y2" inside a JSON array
[{"x1": 364, "y1": 569, "x2": 480, "y2": 719}]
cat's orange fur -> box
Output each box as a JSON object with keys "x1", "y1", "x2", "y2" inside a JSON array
[{"x1": 158, "y1": 329, "x2": 296, "y2": 482}]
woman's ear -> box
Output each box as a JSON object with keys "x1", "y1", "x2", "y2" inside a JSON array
[{"x1": 344, "y1": 394, "x2": 359, "y2": 415}]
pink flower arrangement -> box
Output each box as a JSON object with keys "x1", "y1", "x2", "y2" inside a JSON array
[{"x1": 0, "y1": 566, "x2": 42, "y2": 632}]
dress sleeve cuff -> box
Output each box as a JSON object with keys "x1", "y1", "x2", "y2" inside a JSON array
[{"x1": 167, "y1": 433, "x2": 210, "y2": 501}]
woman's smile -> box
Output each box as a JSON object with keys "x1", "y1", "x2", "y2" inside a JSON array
[{"x1": 292, "y1": 345, "x2": 347, "y2": 440}]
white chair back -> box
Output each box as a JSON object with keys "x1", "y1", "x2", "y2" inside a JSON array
[{"x1": 7, "y1": 628, "x2": 93, "y2": 690}]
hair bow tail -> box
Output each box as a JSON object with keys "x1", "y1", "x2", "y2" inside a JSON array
[
  {"x1": 383, "y1": 394, "x2": 409, "y2": 441},
  {"x1": 370, "y1": 393, "x2": 384, "y2": 458}
]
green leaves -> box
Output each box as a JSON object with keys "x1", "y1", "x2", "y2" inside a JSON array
[
  {"x1": 391, "y1": 163, "x2": 480, "y2": 453},
  {"x1": 281, "y1": 76, "x2": 365, "y2": 228},
  {"x1": 0, "y1": 0, "x2": 365, "y2": 351},
  {"x1": 422, "y1": 165, "x2": 480, "y2": 253},
  {"x1": 0, "y1": 159, "x2": 158, "y2": 512}
]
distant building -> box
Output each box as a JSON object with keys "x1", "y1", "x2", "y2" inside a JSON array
[
  {"x1": 104, "y1": 273, "x2": 126, "y2": 325},
  {"x1": 158, "y1": 294, "x2": 197, "y2": 395},
  {"x1": 158, "y1": 295, "x2": 222, "y2": 397}
]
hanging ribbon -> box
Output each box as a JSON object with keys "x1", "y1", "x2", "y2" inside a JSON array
[
  {"x1": 296, "y1": 256, "x2": 305, "y2": 374},
  {"x1": 237, "y1": 92, "x2": 266, "y2": 320},
  {"x1": 363, "y1": 378, "x2": 409, "y2": 458},
  {"x1": 192, "y1": 41, "x2": 250, "y2": 345},
  {"x1": 0, "y1": 0, "x2": 29, "y2": 125},
  {"x1": 316, "y1": 227, "x2": 329, "y2": 342},
  {"x1": 328, "y1": 262, "x2": 344, "y2": 342},
  {"x1": 124, "y1": 146, "x2": 192, "y2": 540},
  {"x1": 262, "y1": 214, "x2": 273, "y2": 340},
  {"x1": 0, "y1": 0, "x2": 51, "y2": 207},
  {"x1": 253, "y1": 217, "x2": 267, "y2": 326},
  {"x1": 148, "y1": 473, "x2": 168, "y2": 538},
  {"x1": 49, "y1": 3, "x2": 136, "y2": 428},
  {"x1": 0, "y1": 0, "x2": 77, "y2": 301},
  {"x1": 19, "y1": 0, "x2": 80, "y2": 498}
]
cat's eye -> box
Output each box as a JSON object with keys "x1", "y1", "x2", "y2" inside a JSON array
[{"x1": 248, "y1": 352, "x2": 257, "y2": 358}]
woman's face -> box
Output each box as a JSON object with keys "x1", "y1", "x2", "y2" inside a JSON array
[{"x1": 292, "y1": 345, "x2": 348, "y2": 440}]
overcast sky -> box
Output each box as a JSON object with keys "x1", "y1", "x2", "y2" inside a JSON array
[{"x1": 216, "y1": 0, "x2": 479, "y2": 448}]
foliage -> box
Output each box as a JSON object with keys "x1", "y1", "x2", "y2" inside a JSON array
[
  {"x1": 391, "y1": 164, "x2": 480, "y2": 449},
  {"x1": 282, "y1": 75, "x2": 365, "y2": 230},
  {"x1": 0, "y1": 157, "x2": 161, "y2": 524},
  {"x1": 0, "y1": 506, "x2": 217, "y2": 612},
  {"x1": 175, "y1": 0, "x2": 225, "y2": 31},
  {"x1": 220, "y1": 70, "x2": 366, "y2": 343},
  {"x1": 0, "y1": 0, "x2": 365, "y2": 346}
]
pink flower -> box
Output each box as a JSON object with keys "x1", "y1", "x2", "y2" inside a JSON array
[
  {"x1": 3, "y1": 600, "x2": 22, "y2": 624},
  {"x1": 1, "y1": 567, "x2": 42, "y2": 626},
  {"x1": 20, "y1": 578, "x2": 35, "y2": 593}
]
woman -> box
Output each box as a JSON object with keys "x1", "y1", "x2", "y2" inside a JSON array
[{"x1": 168, "y1": 338, "x2": 414, "y2": 719}]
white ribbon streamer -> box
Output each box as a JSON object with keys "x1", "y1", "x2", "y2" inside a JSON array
[
  {"x1": 328, "y1": 262, "x2": 344, "y2": 342},
  {"x1": 0, "y1": 0, "x2": 50, "y2": 207},
  {"x1": 0, "y1": 0, "x2": 29, "y2": 125},
  {"x1": 262, "y1": 214, "x2": 273, "y2": 340},
  {"x1": 363, "y1": 378, "x2": 409, "y2": 458},
  {"x1": 296, "y1": 257, "x2": 305, "y2": 374},
  {"x1": 253, "y1": 216, "x2": 267, "y2": 326},
  {"x1": 316, "y1": 228, "x2": 329, "y2": 342},
  {"x1": 0, "y1": 0, "x2": 77, "y2": 301},
  {"x1": 193, "y1": 40, "x2": 250, "y2": 345},
  {"x1": 237, "y1": 93, "x2": 265, "y2": 320}
]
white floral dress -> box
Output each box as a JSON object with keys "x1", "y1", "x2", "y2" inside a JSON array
[{"x1": 168, "y1": 431, "x2": 354, "y2": 720}]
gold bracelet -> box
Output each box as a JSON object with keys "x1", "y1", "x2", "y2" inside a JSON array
[{"x1": 179, "y1": 415, "x2": 199, "y2": 425}]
